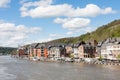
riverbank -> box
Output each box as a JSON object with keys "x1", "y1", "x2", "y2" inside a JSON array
[
  {"x1": 1, "y1": 56, "x2": 120, "y2": 80},
  {"x1": 14, "y1": 56, "x2": 120, "y2": 66},
  {"x1": 78, "y1": 61, "x2": 120, "y2": 66}
]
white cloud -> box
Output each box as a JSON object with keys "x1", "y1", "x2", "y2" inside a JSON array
[
  {"x1": 49, "y1": 34, "x2": 61, "y2": 37},
  {"x1": 19, "y1": 0, "x2": 29, "y2": 4},
  {"x1": 0, "y1": 20, "x2": 41, "y2": 47},
  {"x1": 0, "y1": 0, "x2": 11, "y2": 8},
  {"x1": 19, "y1": 0, "x2": 115, "y2": 35},
  {"x1": 54, "y1": 18, "x2": 90, "y2": 30},
  {"x1": 49, "y1": 33, "x2": 63, "y2": 41},
  {"x1": 66, "y1": 32, "x2": 73, "y2": 35},
  {"x1": 54, "y1": 17, "x2": 93, "y2": 34},
  {"x1": 25, "y1": 38, "x2": 53, "y2": 45},
  {"x1": 83, "y1": 27, "x2": 94, "y2": 33},
  {"x1": 48, "y1": 33, "x2": 66, "y2": 42},
  {"x1": 20, "y1": 0, "x2": 115, "y2": 18},
  {"x1": 66, "y1": 26, "x2": 95, "y2": 35}
]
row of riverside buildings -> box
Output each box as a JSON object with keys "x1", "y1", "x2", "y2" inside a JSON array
[{"x1": 18, "y1": 37, "x2": 120, "y2": 61}]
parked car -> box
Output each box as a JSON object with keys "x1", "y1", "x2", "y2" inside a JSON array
[
  {"x1": 65, "y1": 57, "x2": 74, "y2": 62},
  {"x1": 33, "y1": 56, "x2": 38, "y2": 61}
]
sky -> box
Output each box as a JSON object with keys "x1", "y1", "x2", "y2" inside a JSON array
[{"x1": 0, "y1": 0, "x2": 120, "y2": 47}]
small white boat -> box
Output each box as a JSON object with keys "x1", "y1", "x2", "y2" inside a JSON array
[{"x1": 33, "y1": 56, "x2": 38, "y2": 61}]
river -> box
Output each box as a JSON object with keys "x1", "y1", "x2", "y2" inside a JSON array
[{"x1": 0, "y1": 56, "x2": 120, "y2": 80}]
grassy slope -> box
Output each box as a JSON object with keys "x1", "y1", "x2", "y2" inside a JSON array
[{"x1": 48, "y1": 19, "x2": 120, "y2": 44}]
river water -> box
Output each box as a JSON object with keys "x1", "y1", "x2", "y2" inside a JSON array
[{"x1": 0, "y1": 56, "x2": 120, "y2": 80}]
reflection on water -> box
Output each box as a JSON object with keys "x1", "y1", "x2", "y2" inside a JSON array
[
  {"x1": 0, "y1": 65, "x2": 16, "y2": 80},
  {"x1": 1, "y1": 56, "x2": 120, "y2": 80}
]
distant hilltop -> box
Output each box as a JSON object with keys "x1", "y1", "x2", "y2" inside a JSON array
[
  {"x1": 0, "y1": 47, "x2": 17, "y2": 55},
  {"x1": 47, "y1": 19, "x2": 120, "y2": 44}
]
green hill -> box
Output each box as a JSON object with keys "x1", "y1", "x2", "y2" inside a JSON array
[
  {"x1": 48, "y1": 19, "x2": 120, "y2": 44},
  {"x1": 0, "y1": 47, "x2": 17, "y2": 55}
]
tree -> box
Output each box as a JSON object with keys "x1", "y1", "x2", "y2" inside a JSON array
[
  {"x1": 117, "y1": 54, "x2": 120, "y2": 62},
  {"x1": 98, "y1": 55, "x2": 103, "y2": 61},
  {"x1": 69, "y1": 53, "x2": 74, "y2": 59}
]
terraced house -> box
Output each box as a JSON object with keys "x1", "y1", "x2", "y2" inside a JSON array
[
  {"x1": 78, "y1": 43, "x2": 96, "y2": 59},
  {"x1": 28, "y1": 43, "x2": 48, "y2": 60},
  {"x1": 48, "y1": 44, "x2": 66, "y2": 61},
  {"x1": 100, "y1": 38, "x2": 120, "y2": 60},
  {"x1": 18, "y1": 41, "x2": 97, "y2": 61}
]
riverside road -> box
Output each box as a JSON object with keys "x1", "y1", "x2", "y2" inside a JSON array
[{"x1": 0, "y1": 56, "x2": 120, "y2": 80}]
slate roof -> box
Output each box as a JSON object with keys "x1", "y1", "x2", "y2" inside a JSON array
[
  {"x1": 100, "y1": 37, "x2": 120, "y2": 49},
  {"x1": 73, "y1": 41, "x2": 86, "y2": 48}
]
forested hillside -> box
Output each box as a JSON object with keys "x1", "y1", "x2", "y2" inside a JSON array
[
  {"x1": 48, "y1": 19, "x2": 120, "y2": 44},
  {"x1": 0, "y1": 47, "x2": 17, "y2": 55}
]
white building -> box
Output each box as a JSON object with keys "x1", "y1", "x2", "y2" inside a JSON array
[
  {"x1": 48, "y1": 47, "x2": 61, "y2": 60},
  {"x1": 106, "y1": 43, "x2": 120, "y2": 60},
  {"x1": 100, "y1": 38, "x2": 120, "y2": 60},
  {"x1": 73, "y1": 47, "x2": 79, "y2": 59}
]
